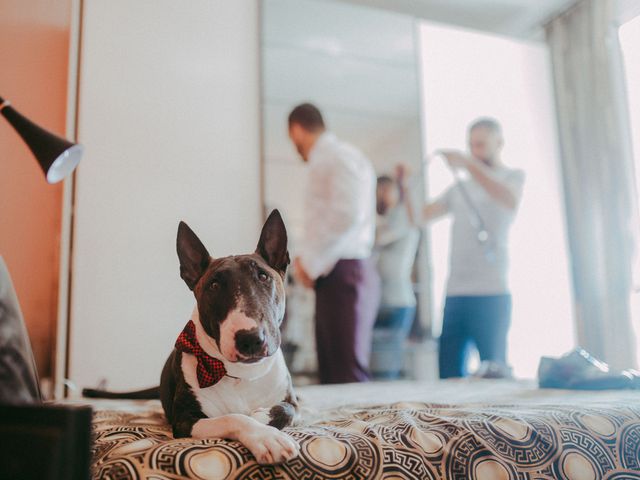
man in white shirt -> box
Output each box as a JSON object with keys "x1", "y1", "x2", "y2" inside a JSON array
[
  {"x1": 423, "y1": 118, "x2": 525, "y2": 378},
  {"x1": 288, "y1": 103, "x2": 379, "y2": 384}
]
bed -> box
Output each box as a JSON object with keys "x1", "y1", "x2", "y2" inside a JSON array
[{"x1": 85, "y1": 379, "x2": 640, "y2": 479}]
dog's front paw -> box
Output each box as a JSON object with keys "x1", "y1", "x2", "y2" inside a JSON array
[{"x1": 240, "y1": 424, "x2": 299, "y2": 465}]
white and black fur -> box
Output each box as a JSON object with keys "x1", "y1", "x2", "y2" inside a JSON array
[{"x1": 86, "y1": 210, "x2": 299, "y2": 465}]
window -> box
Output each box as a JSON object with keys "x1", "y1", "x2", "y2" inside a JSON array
[
  {"x1": 419, "y1": 22, "x2": 574, "y2": 377},
  {"x1": 619, "y1": 14, "x2": 640, "y2": 367}
]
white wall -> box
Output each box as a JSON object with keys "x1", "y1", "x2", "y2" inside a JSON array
[
  {"x1": 419, "y1": 22, "x2": 575, "y2": 378},
  {"x1": 70, "y1": 0, "x2": 261, "y2": 390}
]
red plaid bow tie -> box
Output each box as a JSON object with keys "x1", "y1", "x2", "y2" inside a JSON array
[{"x1": 175, "y1": 320, "x2": 227, "y2": 388}]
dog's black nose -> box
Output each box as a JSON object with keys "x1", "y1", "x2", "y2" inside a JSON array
[{"x1": 235, "y1": 329, "x2": 266, "y2": 356}]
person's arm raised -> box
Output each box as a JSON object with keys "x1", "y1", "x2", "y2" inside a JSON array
[
  {"x1": 423, "y1": 199, "x2": 449, "y2": 223},
  {"x1": 439, "y1": 150, "x2": 521, "y2": 211}
]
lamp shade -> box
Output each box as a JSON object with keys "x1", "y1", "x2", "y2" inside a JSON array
[{"x1": 0, "y1": 96, "x2": 82, "y2": 184}]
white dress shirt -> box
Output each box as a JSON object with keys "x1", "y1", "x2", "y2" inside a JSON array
[{"x1": 299, "y1": 132, "x2": 377, "y2": 280}]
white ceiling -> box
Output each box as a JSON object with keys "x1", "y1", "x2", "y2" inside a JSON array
[
  {"x1": 263, "y1": 0, "x2": 417, "y2": 65},
  {"x1": 331, "y1": 0, "x2": 578, "y2": 38}
]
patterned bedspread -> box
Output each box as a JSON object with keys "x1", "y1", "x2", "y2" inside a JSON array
[{"x1": 86, "y1": 380, "x2": 640, "y2": 479}]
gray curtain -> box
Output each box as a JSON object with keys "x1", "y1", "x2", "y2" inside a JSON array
[{"x1": 546, "y1": 0, "x2": 638, "y2": 369}]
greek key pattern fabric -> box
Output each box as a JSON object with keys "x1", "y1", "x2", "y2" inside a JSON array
[{"x1": 91, "y1": 400, "x2": 640, "y2": 479}]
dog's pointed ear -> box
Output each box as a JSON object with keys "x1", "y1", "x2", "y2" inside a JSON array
[
  {"x1": 177, "y1": 221, "x2": 211, "y2": 290},
  {"x1": 256, "y1": 209, "x2": 289, "y2": 275}
]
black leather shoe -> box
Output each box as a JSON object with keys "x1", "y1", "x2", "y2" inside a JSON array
[{"x1": 538, "y1": 348, "x2": 640, "y2": 390}]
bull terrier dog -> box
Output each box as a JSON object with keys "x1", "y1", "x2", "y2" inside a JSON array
[{"x1": 85, "y1": 210, "x2": 299, "y2": 465}]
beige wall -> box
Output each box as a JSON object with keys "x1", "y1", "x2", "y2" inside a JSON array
[{"x1": 0, "y1": 0, "x2": 72, "y2": 383}]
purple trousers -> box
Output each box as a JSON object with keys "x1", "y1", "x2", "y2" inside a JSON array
[{"x1": 314, "y1": 258, "x2": 380, "y2": 384}]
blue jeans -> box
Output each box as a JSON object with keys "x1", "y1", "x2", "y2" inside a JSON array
[
  {"x1": 439, "y1": 294, "x2": 511, "y2": 379},
  {"x1": 371, "y1": 306, "x2": 416, "y2": 379}
]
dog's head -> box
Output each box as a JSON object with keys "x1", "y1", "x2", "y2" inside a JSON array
[{"x1": 176, "y1": 210, "x2": 289, "y2": 364}]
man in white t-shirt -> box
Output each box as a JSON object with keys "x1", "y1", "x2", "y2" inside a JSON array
[{"x1": 423, "y1": 118, "x2": 525, "y2": 378}]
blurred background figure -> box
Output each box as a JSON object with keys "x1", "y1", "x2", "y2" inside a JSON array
[
  {"x1": 288, "y1": 103, "x2": 380, "y2": 384},
  {"x1": 371, "y1": 164, "x2": 420, "y2": 379},
  {"x1": 422, "y1": 118, "x2": 525, "y2": 379}
]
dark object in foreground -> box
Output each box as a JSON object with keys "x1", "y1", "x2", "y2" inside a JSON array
[
  {"x1": 1, "y1": 258, "x2": 92, "y2": 479},
  {"x1": 0, "y1": 403, "x2": 92, "y2": 480},
  {"x1": 539, "y1": 347, "x2": 640, "y2": 390}
]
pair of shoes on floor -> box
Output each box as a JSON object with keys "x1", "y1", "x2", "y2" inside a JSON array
[{"x1": 538, "y1": 348, "x2": 640, "y2": 390}]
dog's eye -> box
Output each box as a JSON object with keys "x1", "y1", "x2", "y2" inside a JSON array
[
  {"x1": 258, "y1": 271, "x2": 269, "y2": 282},
  {"x1": 210, "y1": 280, "x2": 220, "y2": 290}
]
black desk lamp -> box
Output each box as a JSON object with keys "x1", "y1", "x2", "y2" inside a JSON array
[
  {"x1": 0, "y1": 95, "x2": 82, "y2": 183},
  {"x1": 0, "y1": 97, "x2": 90, "y2": 479}
]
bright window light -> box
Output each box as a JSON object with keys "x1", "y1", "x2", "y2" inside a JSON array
[
  {"x1": 419, "y1": 21, "x2": 575, "y2": 378},
  {"x1": 619, "y1": 14, "x2": 640, "y2": 368}
]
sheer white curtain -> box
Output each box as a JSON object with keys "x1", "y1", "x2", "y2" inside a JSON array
[{"x1": 546, "y1": 0, "x2": 638, "y2": 369}]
